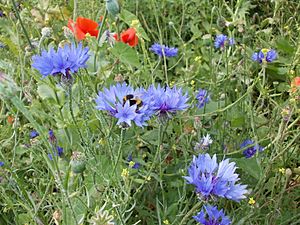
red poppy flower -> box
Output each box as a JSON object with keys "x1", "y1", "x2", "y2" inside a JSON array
[
  {"x1": 291, "y1": 77, "x2": 300, "y2": 93},
  {"x1": 68, "y1": 17, "x2": 99, "y2": 41},
  {"x1": 114, "y1": 28, "x2": 138, "y2": 47}
]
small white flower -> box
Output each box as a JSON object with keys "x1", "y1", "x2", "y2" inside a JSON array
[{"x1": 194, "y1": 134, "x2": 213, "y2": 150}]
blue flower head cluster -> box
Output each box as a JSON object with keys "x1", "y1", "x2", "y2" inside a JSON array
[
  {"x1": 149, "y1": 43, "x2": 178, "y2": 58},
  {"x1": 240, "y1": 139, "x2": 264, "y2": 158},
  {"x1": 184, "y1": 153, "x2": 248, "y2": 202},
  {"x1": 127, "y1": 154, "x2": 140, "y2": 169},
  {"x1": 48, "y1": 146, "x2": 64, "y2": 160},
  {"x1": 95, "y1": 83, "x2": 189, "y2": 127},
  {"x1": 0, "y1": 161, "x2": 4, "y2": 167},
  {"x1": 95, "y1": 83, "x2": 153, "y2": 127},
  {"x1": 194, "y1": 205, "x2": 231, "y2": 225},
  {"x1": 196, "y1": 88, "x2": 210, "y2": 109},
  {"x1": 47, "y1": 129, "x2": 64, "y2": 160},
  {"x1": 252, "y1": 48, "x2": 277, "y2": 63},
  {"x1": 214, "y1": 34, "x2": 235, "y2": 49},
  {"x1": 143, "y1": 84, "x2": 189, "y2": 121},
  {"x1": 30, "y1": 130, "x2": 39, "y2": 139},
  {"x1": 32, "y1": 43, "x2": 89, "y2": 79}
]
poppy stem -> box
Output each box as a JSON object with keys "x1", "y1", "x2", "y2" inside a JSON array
[
  {"x1": 73, "y1": 0, "x2": 77, "y2": 21},
  {"x1": 93, "y1": 10, "x2": 108, "y2": 71}
]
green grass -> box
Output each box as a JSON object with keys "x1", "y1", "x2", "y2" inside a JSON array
[{"x1": 0, "y1": 0, "x2": 300, "y2": 224}]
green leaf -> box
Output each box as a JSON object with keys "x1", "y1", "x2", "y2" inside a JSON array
[
  {"x1": 119, "y1": 9, "x2": 150, "y2": 41},
  {"x1": 110, "y1": 42, "x2": 140, "y2": 67},
  {"x1": 276, "y1": 38, "x2": 294, "y2": 55},
  {"x1": 231, "y1": 116, "x2": 245, "y2": 127},
  {"x1": 234, "y1": 157, "x2": 262, "y2": 180},
  {"x1": 37, "y1": 84, "x2": 56, "y2": 100}
]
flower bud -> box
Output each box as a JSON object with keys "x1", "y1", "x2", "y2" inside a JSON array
[
  {"x1": 70, "y1": 151, "x2": 86, "y2": 174},
  {"x1": 0, "y1": 71, "x2": 20, "y2": 99},
  {"x1": 105, "y1": 0, "x2": 120, "y2": 18},
  {"x1": 285, "y1": 168, "x2": 292, "y2": 178},
  {"x1": 41, "y1": 27, "x2": 52, "y2": 38}
]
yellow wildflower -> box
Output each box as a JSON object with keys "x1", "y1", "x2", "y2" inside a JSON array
[
  {"x1": 278, "y1": 168, "x2": 285, "y2": 174},
  {"x1": 248, "y1": 197, "x2": 255, "y2": 205},
  {"x1": 163, "y1": 220, "x2": 170, "y2": 225},
  {"x1": 129, "y1": 161, "x2": 135, "y2": 168},
  {"x1": 121, "y1": 168, "x2": 129, "y2": 178}
]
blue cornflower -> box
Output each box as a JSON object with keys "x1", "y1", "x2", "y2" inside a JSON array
[
  {"x1": 0, "y1": 162, "x2": 4, "y2": 167},
  {"x1": 240, "y1": 139, "x2": 264, "y2": 158},
  {"x1": 30, "y1": 130, "x2": 39, "y2": 139},
  {"x1": 115, "y1": 101, "x2": 137, "y2": 126},
  {"x1": 252, "y1": 49, "x2": 277, "y2": 63},
  {"x1": 56, "y1": 146, "x2": 64, "y2": 157},
  {"x1": 48, "y1": 146, "x2": 64, "y2": 160},
  {"x1": 214, "y1": 34, "x2": 235, "y2": 49},
  {"x1": 149, "y1": 43, "x2": 178, "y2": 57},
  {"x1": 48, "y1": 129, "x2": 56, "y2": 144},
  {"x1": 194, "y1": 205, "x2": 231, "y2": 225},
  {"x1": 32, "y1": 43, "x2": 89, "y2": 78},
  {"x1": 95, "y1": 83, "x2": 153, "y2": 127},
  {"x1": 183, "y1": 153, "x2": 248, "y2": 202},
  {"x1": 127, "y1": 154, "x2": 140, "y2": 169},
  {"x1": 143, "y1": 84, "x2": 189, "y2": 120},
  {"x1": 196, "y1": 88, "x2": 210, "y2": 109}
]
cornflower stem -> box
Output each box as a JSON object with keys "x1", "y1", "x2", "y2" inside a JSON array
[
  {"x1": 112, "y1": 128, "x2": 125, "y2": 175},
  {"x1": 162, "y1": 52, "x2": 168, "y2": 84},
  {"x1": 179, "y1": 200, "x2": 202, "y2": 225},
  {"x1": 68, "y1": 85, "x2": 87, "y2": 153},
  {"x1": 253, "y1": 66, "x2": 266, "y2": 111},
  {"x1": 158, "y1": 126, "x2": 166, "y2": 211},
  {"x1": 93, "y1": 10, "x2": 108, "y2": 71},
  {"x1": 11, "y1": 0, "x2": 33, "y2": 50},
  {"x1": 151, "y1": 58, "x2": 161, "y2": 80},
  {"x1": 49, "y1": 78, "x2": 71, "y2": 144},
  {"x1": 133, "y1": 124, "x2": 164, "y2": 198}
]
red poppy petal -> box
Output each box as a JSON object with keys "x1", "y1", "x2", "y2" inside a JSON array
[
  {"x1": 77, "y1": 17, "x2": 99, "y2": 34},
  {"x1": 121, "y1": 33, "x2": 130, "y2": 43},
  {"x1": 74, "y1": 24, "x2": 86, "y2": 40},
  {"x1": 88, "y1": 29, "x2": 99, "y2": 37},
  {"x1": 127, "y1": 35, "x2": 138, "y2": 47}
]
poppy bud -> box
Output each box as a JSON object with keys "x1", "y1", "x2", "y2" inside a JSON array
[
  {"x1": 70, "y1": 151, "x2": 86, "y2": 174},
  {"x1": 105, "y1": 0, "x2": 120, "y2": 18}
]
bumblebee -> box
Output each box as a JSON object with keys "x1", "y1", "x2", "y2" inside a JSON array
[{"x1": 123, "y1": 94, "x2": 143, "y2": 109}]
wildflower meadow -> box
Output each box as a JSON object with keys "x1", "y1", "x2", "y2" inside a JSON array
[{"x1": 1, "y1": 0, "x2": 300, "y2": 224}]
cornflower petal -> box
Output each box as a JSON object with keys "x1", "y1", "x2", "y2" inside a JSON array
[{"x1": 184, "y1": 153, "x2": 248, "y2": 202}]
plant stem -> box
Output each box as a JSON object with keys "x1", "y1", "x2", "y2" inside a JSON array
[
  {"x1": 112, "y1": 128, "x2": 125, "y2": 175},
  {"x1": 179, "y1": 201, "x2": 202, "y2": 225},
  {"x1": 93, "y1": 10, "x2": 108, "y2": 71},
  {"x1": 133, "y1": 124, "x2": 163, "y2": 197},
  {"x1": 11, "y1": 0, "x2": 33, "y2": 50}
]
